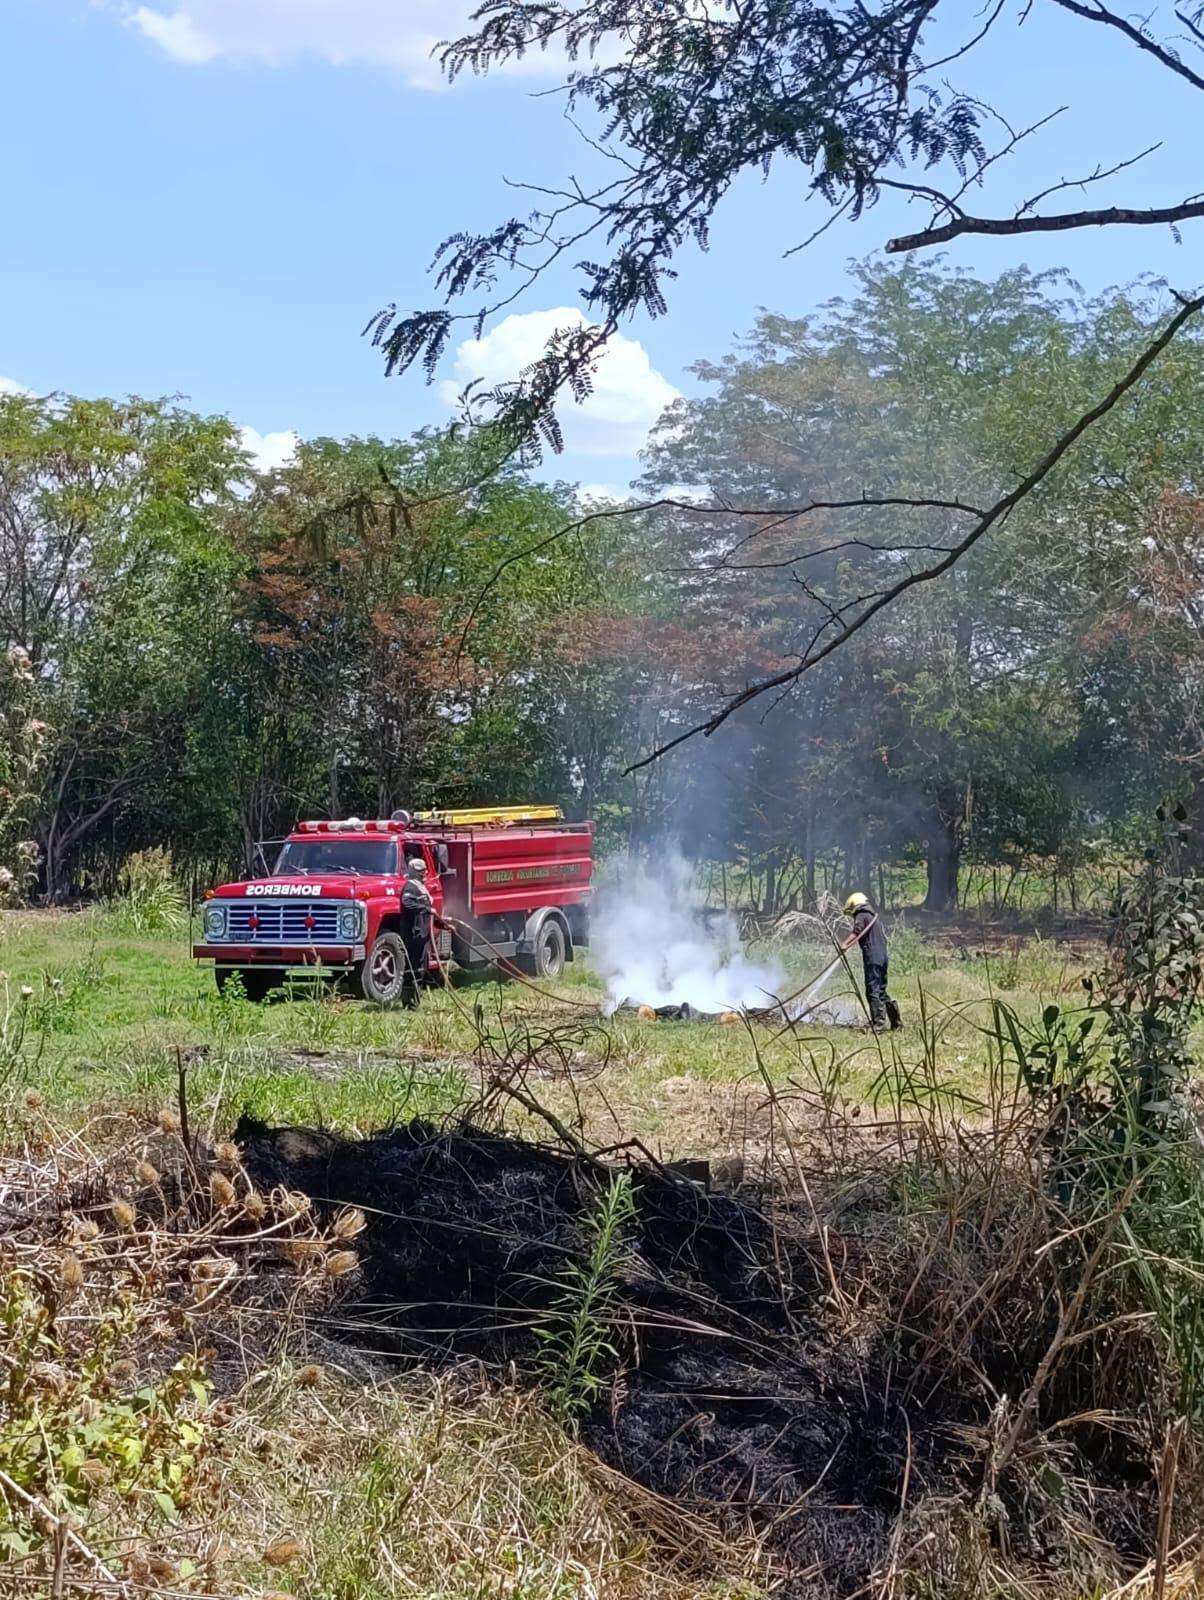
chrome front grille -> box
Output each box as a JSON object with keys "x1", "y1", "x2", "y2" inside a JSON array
[{"x1": 223, "y1": 900, "x2": 346, "y2": 944}]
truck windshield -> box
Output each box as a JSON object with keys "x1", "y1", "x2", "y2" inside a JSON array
[{"x1": 273, "y1": 839, "x2": 397, "y2": 876}]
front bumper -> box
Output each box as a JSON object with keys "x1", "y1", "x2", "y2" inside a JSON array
[{"x1": 193, "y1": 944, "x2": 364, "y2": 969}]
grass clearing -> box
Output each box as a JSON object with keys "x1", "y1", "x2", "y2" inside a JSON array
[{"x1": 0, "y1": 907, "x2": 1100, "y2": 1153}]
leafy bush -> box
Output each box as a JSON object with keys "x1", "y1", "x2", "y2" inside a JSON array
[
  {"x1": 0, "y1": 1270, "x2": 212, "y2": 1561},
  {"x1": 0, "y1": 644, "x2": 46, "y2": 907},
  {"x1": 991, "y1": 835, "x2": 1204, "y2": 1413}
]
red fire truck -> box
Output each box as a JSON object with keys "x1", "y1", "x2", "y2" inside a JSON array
[{"x1": 192, "y1": 806, "x2": 593, "y2": 1003}]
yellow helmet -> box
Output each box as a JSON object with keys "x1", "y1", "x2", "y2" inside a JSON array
[{"x1": 844, "y1": 892, "x2": 870, "y2": 914}]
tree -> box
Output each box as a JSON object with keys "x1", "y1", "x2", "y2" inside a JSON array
[
  {"x1": 639, "y1": 261, "x2": 1204, "y2": 904},
  {"x1": 0, "y1": 392, "x2": 247, "y2": 898},
  {"x1": 366, "y1": 0, "x2": 1204, "y2": 757}
]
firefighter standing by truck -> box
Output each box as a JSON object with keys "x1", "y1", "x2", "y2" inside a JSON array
[
  {"x1": 844, "y1": 893, "x2": 902, "y2": 1032},
  {"x1": 401, "y1": 856, "x2": 434, "y2": 1003}
]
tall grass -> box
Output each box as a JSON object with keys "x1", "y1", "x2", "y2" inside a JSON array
[{"x1": 105, "y1": 847, "x2": 184, "y2": 935}]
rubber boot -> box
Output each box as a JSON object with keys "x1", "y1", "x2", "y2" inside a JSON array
[{"x1": 886, "y1": 998, "x2": 903, "y2": 1031}]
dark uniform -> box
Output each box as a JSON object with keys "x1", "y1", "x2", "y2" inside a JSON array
[
  {"x1": 851, "y1": 905, "x2": 901, "y2": 1030},
  {"x1": 401, "y1": 870, "x2": 433, "y2": 998}
]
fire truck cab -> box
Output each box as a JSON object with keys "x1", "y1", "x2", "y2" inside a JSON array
[{"x1": 192, "y1": 805, "x2": 593, "y2": 1004}]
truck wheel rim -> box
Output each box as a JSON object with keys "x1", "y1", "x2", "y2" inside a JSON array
[{"x1": 372, "y1": 946, "x2": 397, "y2": 987}]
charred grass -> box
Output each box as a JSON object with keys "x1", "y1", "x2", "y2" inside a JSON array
[{"x1": 2, "y1": 911, "x2": 1203, "y2": 1598}]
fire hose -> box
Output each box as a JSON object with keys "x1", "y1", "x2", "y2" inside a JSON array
[{"x1": 429, "y1": 912, "x2": 599, "y2": 1012}]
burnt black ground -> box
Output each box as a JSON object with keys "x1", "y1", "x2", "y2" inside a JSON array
[{"x1": 238, "y1": 1116, "x2": 934, "y2": 1595}]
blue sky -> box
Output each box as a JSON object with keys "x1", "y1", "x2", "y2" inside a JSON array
[{"x1": 2, "y1": 1, "x2": 1201, "y2": 492}]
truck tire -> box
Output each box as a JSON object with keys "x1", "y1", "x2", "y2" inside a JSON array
[
  {"x1": 215, "y1": 967, "x2": 276, "y2": 1003},
  {"x1": 358, "y1": 933, "x2": 410, "y2": 1005},
  {"x1": 525, "y1": 918, "x2": 566, "y2": 981}
]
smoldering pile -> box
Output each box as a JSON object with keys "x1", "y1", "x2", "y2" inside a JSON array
[
  {"x1": 619, "y1": 995, "x2": 865, "y2": 1027},
  {"x1": 237, "y1": 1115, "x2": 932, "y2": 1595},
  {"x1": 592, "y1": 856, "x2": 864, "y2": 1028}
]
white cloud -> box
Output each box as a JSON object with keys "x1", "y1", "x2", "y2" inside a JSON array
[
  {"x1": 0, "y1": 377, "x2": 32, "y2": 397},
  {"x1": 578, "y1": 483, "x2": 636, "y2": 505},
  {"x1": 239, "y1": 425, "x2": 298, "y2": 473},
  {"x1": 441, "y1": 308, "x2": 679, "y2": 459},
  {"x1": 130, "y1": 6, "x2": 219, "y2": 63},
  {"x1": 123, "y1": 2, "x2": 567, "y2": 88}
]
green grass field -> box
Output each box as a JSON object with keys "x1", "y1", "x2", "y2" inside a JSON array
[{"x1": 1, "y1": 905, "x2": 1095, "y2": 1157}]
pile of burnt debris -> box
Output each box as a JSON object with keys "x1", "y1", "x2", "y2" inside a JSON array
[
  {"x1": 616, "y1": 997, "x2": 865, "y2": 1027},
  {"x1": 238, "y1": 1115, "x2": 938, "y2": 1595}
]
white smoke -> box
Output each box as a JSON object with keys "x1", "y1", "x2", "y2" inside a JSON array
[{"x1": 591, "y1": 855, "x2": 785, "y2": 1015}]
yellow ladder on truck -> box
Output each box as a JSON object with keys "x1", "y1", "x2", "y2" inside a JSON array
[{"x1": 414, "y1": 804, "x2": 564, "y2": 827}]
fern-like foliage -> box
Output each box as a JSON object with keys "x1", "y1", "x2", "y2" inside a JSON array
[{"x1": 367, "y1": 3, "x2": 1006, "y2": 455}]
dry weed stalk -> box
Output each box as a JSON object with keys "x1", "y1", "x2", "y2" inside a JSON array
[{"x1": 0, "y1": 1090, "x2": 366, "y2": 1596}]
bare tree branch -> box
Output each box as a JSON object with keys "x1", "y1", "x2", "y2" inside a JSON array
[
  {"x1": 887, "y1": 197, "x2": 1204, "y2": 253},
  {"x1": 625, "y1": 289, "x2": 1204, "y2": 772},
  {"x1": 1050, "y1": 0, "x2": 1204, "y2": 92},
  {"x1": 452, "y1": 493, "x2": 988, "y2": 665}
]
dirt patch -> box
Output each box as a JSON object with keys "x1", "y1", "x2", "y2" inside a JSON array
[{"x1": 238, "y1": 1116, "x2": 940, "y2": 1596}]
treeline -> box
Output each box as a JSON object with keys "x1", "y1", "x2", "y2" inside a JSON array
[
  {"x1": 632, "y1": 263, "x2": 1204, "y2": 909},
  {"x1": 2, "y1": 261, "x2": 1202, "y2": 908}
]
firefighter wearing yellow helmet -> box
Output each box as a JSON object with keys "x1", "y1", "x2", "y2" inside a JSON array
[{"x1": 843, "y1": 893, "x2": 901, "y2": 1032}]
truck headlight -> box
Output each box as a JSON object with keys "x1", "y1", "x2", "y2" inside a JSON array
[
  {"x1": 203, "y1": 903, "x2": 227, "y2": 940},
  {"x1": 338, "y1": 905, "x2": 364, "y2": 940}
]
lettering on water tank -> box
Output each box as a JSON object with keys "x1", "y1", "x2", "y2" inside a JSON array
[{"x1": 483, "y1": 863, "x2": 583, "y2": 885}]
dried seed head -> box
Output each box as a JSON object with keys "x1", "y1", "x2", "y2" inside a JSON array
[
  {"x1": 151, "y1": 1320, "x2": 175, "y2": 1342},
  {"x1": 193, "y1": 1256, "x2": 225, "y2": 1281},
  {"x1": 210, "y1": 1172, "x2": 237, "y2": 1209},
  {"x1": 22, "y1": 1088, "x2": 44, "y2": 1110},
  {"x1": 71, "y1": 1217, "x2": 100, "y2": 1243},
  {"x1": 330, "y1": 1206, "x2": 366, "y2": 1241},
  {"x1": 324, "y1": 1250, "x2": 359, "y2": 1279},
  {"x1": 284, "y1": 1239, "x2": 322, "y2": 1263},
  {"x1": 213, "y1": 1140, "x2": 240, "y2": 1165},
  {"x1": 263, "y1": 1536, "x2": 305, "y2": 1568},
  {"x1": 284, "y1": 1190, "x2": 311, "y2": 1216},
  {"x1": 111, "y1": 1199, "x2": 136, "y2": 1231},
  {"x1": 79, "y1": 1458, "x2": 110, "y2": 1489},
  {"x1": 30, "y1": 1361, "x2": 69, "y2": 1394},
  {"x1": 158, "y1": 1108, "x2": 181, "y2": 1134},
  {"x1": 135, "y1": 1159, "x2": 161, "y2": 1187},
  {"x1": 244, "y1": 1190, "x2": 267, "y2": 1220},
  {"x1": 59, "y1": 1252, "x2": 84, "y2": 1291},
  {"x1": 294, "y1": 1363, "x2": 323, "y2": 1389}
]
